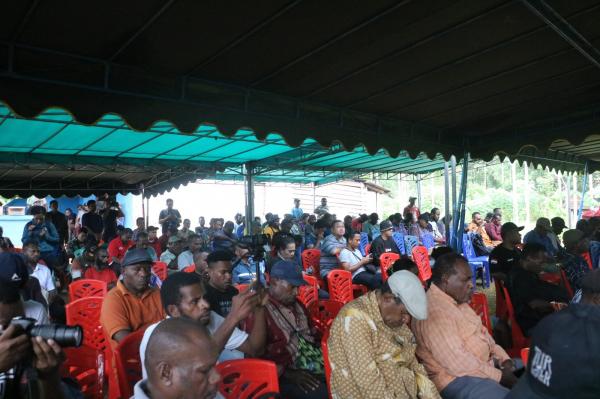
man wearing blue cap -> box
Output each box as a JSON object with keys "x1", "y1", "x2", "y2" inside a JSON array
[{"x1": 245, "y1": 260, "x2": 327, "y2": 399}]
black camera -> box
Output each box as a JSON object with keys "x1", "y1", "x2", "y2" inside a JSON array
[{"x1": 10, "y1": 317, "x2": 83, "y2": 348}]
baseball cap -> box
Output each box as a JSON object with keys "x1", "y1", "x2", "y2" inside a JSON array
[
  {"x1": 550, "y1": 217, "x2": 566, "y2": 231},
  {"x1": 507, "y1": 304, "x2": 600, "y2": 399},
  {"x1": 0, "y1": 252, "x2": 28, "y2": 288},
  {"x1": 409, "y1": 196, "x2": 417, "y2": 201},
  {"x1": 121, "y1": 248, "x2": 154, "y2": 267},
  {"x1": 501, "y1": 222, "x2": 524, "y2": 237},
  {"x1": 536, "y1": 217, "x2": 553, "y2": 232},
  {"x1": 562, "y1": 229, "x2": 585, "y2": 248},
  {"x1": 379, "y1": 220, "x2": 393, "y2": 232},
  {"x1": 387, "y1": 270, "x2": 427, "y2": 320},
  {"x1": 270, "y1": 260, "x2": 307, "y2": 287}
]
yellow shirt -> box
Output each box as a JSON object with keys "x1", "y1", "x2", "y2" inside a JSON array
[{"x1": 328, "y1": 291, "x2": 440, "y2": 399}]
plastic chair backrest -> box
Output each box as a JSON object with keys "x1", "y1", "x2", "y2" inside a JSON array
[
  {"x1": 462, "y1": 233, "x2": 476, "y2": 259},
  {"x1": 379, "y1": 253, "x2": 400, "y2": 282},
  {"x1": 318, "y1": 300, "x2": 344, "y2": 331},
  {"x1": 560, "y1": 268, "x2": 574, "y2": 298},
  {"x1": 422, "y1": 233, "x2": 435, "y2": 250},
  {"x1": 359, "y1": 233, "x2": 369, "y2": 256},
  {"x1": 152, "y1": 261, "x2": 168, "y2": 281},
  {"x1": 500, "y1": 280, "x2": 528, "y2": 349},
  {"x1": 469, "y1": 292, "x2": 493, "y2": 335},
  {"x1": 583, "y1": 252, "x2": 593, "y2": 270},
  {"x1": 494, "y1": 279, "x2": 508, "y2": 319},
  {"x1": 216, "y1": 359, "x2": 280, "y2": 399},
  {"x1": 392, "y1": 232, "x2": 406, "y2": 255},
  {"x1": 411, "y1": 246, "x2": 432, "y2": 282},
  {"x1": 63, "y1": 346, "x2": 104, "y2": 399},
  {"x1": 69, "y1": 279, "x2": 108, "y2": 300},
  {"x1": 321, "y1": 330, "x2": 331, "y2": 399},
  {"x1": 114, "y1": 329, "x2": 146, "y2": 399},
  {"x1": 182, "y1": 264, "x2": 196, "y2": 273},
  {"x1": 66, "y1": 296, "x2": 107, "y2": 351},
  {"x1": 301, "y1": 249, "x2": 321, "y2": 272},
  {"x1": 403, "y1": 235, "x2": 418, "y2": 255},
  {"x1": 327, "y1": 270, "x2": 353, "y2": 304},
  {"x1": 364, "y1": 243, "x2": 372, "y2": 255},
  {"x1": 521, "y1": 347, "x2": 530, "y2": 368},
  {"x1": 298, "y1": 275, "x2": 319, "y2": 317},
  {"x1": 235, "y1": 284, "x2": 249, "y2": 293}
]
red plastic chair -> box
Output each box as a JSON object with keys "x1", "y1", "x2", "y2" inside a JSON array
[
  {"x1": 62, "y1": 346, "x2": 104, "y2": 399},
  {"x1": 66, "y1": 297, "x2": 107, "y2": 351},
  {"x1": 114, "y1": 329, "x2": 146, "y2": 399},
  {"x1": 321, "y1": 330, "x2": 332, "y2": 399},
  {"x1": 469, "y1": 292, "x2": 493, "y2": 335},
  {"x1": 182, "y1": 264, "x2": 196, "y2": 273},
  {"x1": 298, "y1": 275, "x2": 319, "y2": 317},
  {"x1": 364, "y1": 243, "x2": 371, "y2": 255},
  {"x1": 494, "y1": 279, "x2": 508, "y2": 319},
  {"x1": 352, "y1": 284, "x2": 368, "y2": 298},
  {"x1": 327, "y1": 270, "x2": 353, "y2": 304},
  {"x1": 379, "y1": 253, "x2": 400, "y2": 282},
  {"x1": 152, "y1": 261, "x2": 168, "y2": 281},
  {"x1": 521, "y1": 347, "x2": 530, "y2": 368},
  {"x1": 216, "y1": 359, "x2": 280, "y2": 399},
  {"x1": 560, "y1": 268, "x2": 574, "y2": 298},
  {"x1": 583, "y1": 252, "x2": 593, "y2": 270},
  {"x1": 69, "y1": 279, "x2": 108, "y2": 300},
  {"x1": 301, "y1": 249, "x2": 321, "y2": 273},
  {"x1": 313, "y1": 299, "x2": 344, "y2": 334},
  {"x1": 411, "y1": 246, "x2": 432, "y2": 282},
  {"x1": 235, "y1": 284, "x2": 249, "y2": 293},
  {"x1": 499, "y1": 280, "x2": 530, "y2": 357}
]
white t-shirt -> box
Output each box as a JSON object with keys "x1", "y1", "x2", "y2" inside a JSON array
[
  {"x1": 177, "y1": 250, "x2": 194, "y2": 270},
  {"x1": 31, "y1": 263, "x2": 55, "y2": 301},
  {"x1": 139, "y1": 311, "x2": 249, "y2": 379},
  {"x1": 339, "y1": 247, "x2": 366, "y2": 278},
  {"x1": 24, "y1": 300, "x2": 49, "y2": 324}
]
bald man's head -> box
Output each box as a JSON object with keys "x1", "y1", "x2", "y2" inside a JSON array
[{"x1": 145, "y1": 318, "x2": 220, "y2": 399}]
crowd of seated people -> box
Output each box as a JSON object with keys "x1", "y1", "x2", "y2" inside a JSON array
[{"x1": 2, "y1": 195, "x2": 600, "y2": 399}]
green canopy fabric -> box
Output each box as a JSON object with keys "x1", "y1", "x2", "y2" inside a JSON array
[{"x1": 0, "y1": 103, "x2": 446, "y2": 197}]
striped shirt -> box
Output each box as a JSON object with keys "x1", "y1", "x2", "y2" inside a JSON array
[{"x1": 412, "y1": 284, "x2": 510, "y2": 391}]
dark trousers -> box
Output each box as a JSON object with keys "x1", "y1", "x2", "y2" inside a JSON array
[
  {"x1": 279, "y1": 373, "x2": 328, "y2": 399},
  {"x1": 352, "y1": 270, "x2": 383, "y2": 290}
]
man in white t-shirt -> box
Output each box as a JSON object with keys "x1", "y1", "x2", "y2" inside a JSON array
[
  {"x1": 176, "y1": 234, "x2": 203, "y2": 271},
  {"x1": 139, "y1": 272, "x2": 267, "y2": 378},
  {"x1": 339, "y1": 231, "x2": 381, "y2": 290},
  {"x1": 22, "y1": 243, "x2": 56, "y2": 303}
]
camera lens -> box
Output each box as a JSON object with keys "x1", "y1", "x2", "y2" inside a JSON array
[{"x1": 29, "y1": 324, "x2": 83, "y2": 348}]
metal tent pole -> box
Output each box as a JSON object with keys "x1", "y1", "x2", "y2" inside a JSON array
[
  {"x1": 416, "y1": 174, "x2": 422, "y2": 210},
  {"x1": 451, "y1": 155, "x2": 457, "y2": 215},
  {"x1": 577, "y1": 162, "x2": 589, "y2": 220},
  {"x1": 451, "y1": 153, "x2": 469, "y2": 252},
  {"x1": 244, "y1": 162, "x2": 255, "y2": 235},
  {"x1": 444, "y1": 161, "x2": 451, "y2": 241}
]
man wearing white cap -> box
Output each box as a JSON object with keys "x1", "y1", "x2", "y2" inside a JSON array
[{"x1": 328, "y1": 270, "x2": 440, "y2": 399}]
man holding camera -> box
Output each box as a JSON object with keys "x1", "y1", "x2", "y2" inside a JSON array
[
  {"x1": 0, "y1": 271, "x2": 70, "y2": 399},
  {"x1": 21, "y1": 206, "x2": 60, "y2": 270}
]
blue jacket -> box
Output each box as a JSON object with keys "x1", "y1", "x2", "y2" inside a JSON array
[{"x1": 22, "y1": 220, "x2": 59, "y2": 253}]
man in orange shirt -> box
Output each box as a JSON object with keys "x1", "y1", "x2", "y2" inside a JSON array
[
  {"x1": 107, "y1": 228, "x2": 134, "y2": 264},
  {"x1": 100, "y1": 248, "x2": 165, "y2": 348},
  {"x1": 412, "y1": 253, "x2": 517, "y2": 399}
]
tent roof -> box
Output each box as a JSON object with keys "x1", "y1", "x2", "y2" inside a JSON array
[
  {"x1": 0, "y1": 103, "x2": 446, "y2": 197},
  {"x1": 2, "y1": 1, "x2": 600, "y2": 173}
]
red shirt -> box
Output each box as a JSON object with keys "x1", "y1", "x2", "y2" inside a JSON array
[
  {"x1": 149, "y1": 240, "x2": 162, "y2": 258},
  {"x1": 351, "y1": 218, "x2": 363, "y2": 233},
  {"x1": 107, "y1": 237, "x2": 133, "y2": 263},
  {"x1": 84, "y1": 267, "x2": 117, "y2": 286}
]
